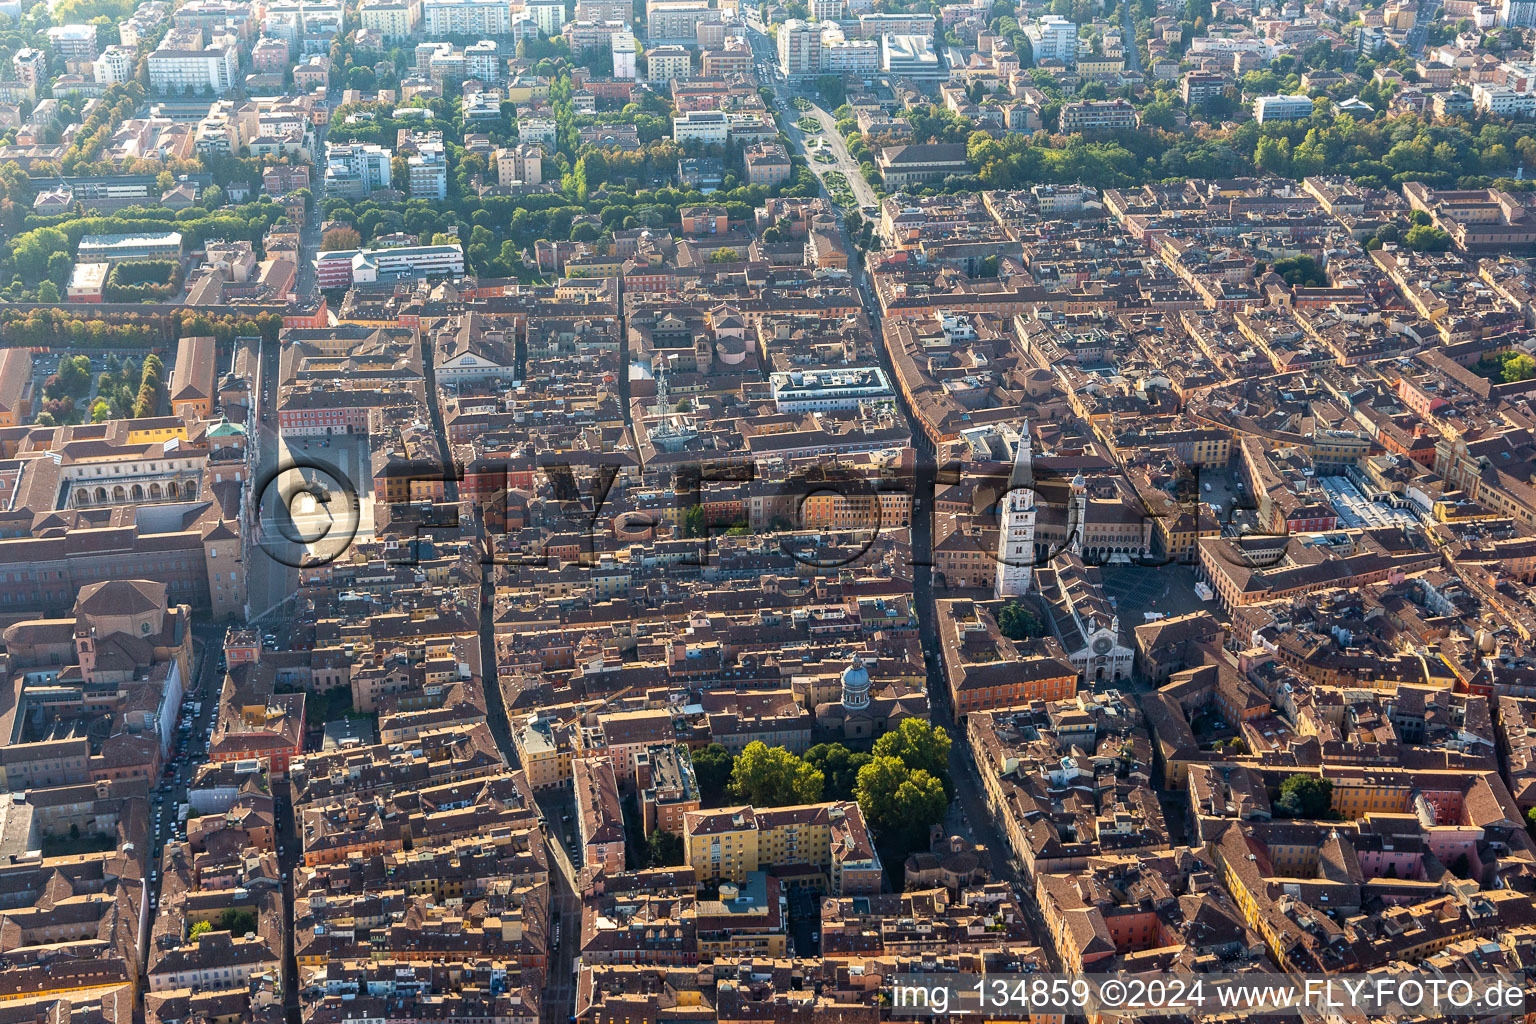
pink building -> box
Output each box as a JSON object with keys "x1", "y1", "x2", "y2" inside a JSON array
[{"x1": 252, "y1": 37, "x2": 288, "y2": 73}]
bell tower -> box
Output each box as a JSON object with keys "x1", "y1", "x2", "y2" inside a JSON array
[{"x1": 994, "y1": 423, "x2": 1036, "y2": 598}]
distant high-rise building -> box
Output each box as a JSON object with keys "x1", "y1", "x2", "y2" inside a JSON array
[
  {"x1": 422, "y1": 0, "x2": 511, "y2": 36},
  {"x1": 358, "y1": 0, "x2": 422, "y2": 40},
  {"x1": 11, "y1": 48, "x2": 45, "y2": 96},
  {"x1": 645, "y1": 0, "x2": 719, "y2": 42},
  {"x1": 646, "y1": 43, "x2": 692, "y2": 83},
  {"x1": 408, "y1": 141, "x2": 447, "y2": 200},
  {"x1": 1504, "y1": 0, "x2": 1536, "y2": 27},
  {"x1": 777, "y1": 18, "x2": 821, "y2": 78},
  {"x1": 1024, "y1": 14, "x2": 1076, "y2": 64},
  {"x1": 526, "y1": 0, "x2": 567, "y2": 34},
  {"x1": 92, "y1": 44, "x2": 134, "y2": 83},
  {"x1": 612, "y1": 27, "x2": 637, "y2": 79},
  {"x1": 465, "y1": 38, "x2": 500, "y2": 81},
  {"x1": 46, "y1": 24, "x2": 99, "y2": 62}
]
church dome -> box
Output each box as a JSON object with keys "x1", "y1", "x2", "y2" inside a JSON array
[{"x1": 841, "y1": 655, "x2": 871, "y2": 710}]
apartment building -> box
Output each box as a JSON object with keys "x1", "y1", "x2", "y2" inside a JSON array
[
  {"x1": 408, "y1": 140, "x2": 448, "y2": 199},
  {"x1": 359, "y1": 0, "x2": 423, "y2": 38},
  {"x1": 778, "y1": 18, "x2": 820, "y2": 78},
  {"x1": 682, "y1": 801, "x2": 883, "y2": 894},
  {"x1": 1058, "y1": 97, "x2": 1136, "y2": 133},
  {"x1": 646, "y1": 43, "x2": 692, "y2": 83},
  {"x1": 672, "y1": 108, "x2": 729, "y2": 144},
  {"x1": 494, "y1": 142, "x2": 543, "y2": 185},
  {"x1": 575, "y1": 756, "x2": 626, "y2": 875},
  {"x1": 1024, "y1": 14, "x2": 1076, "y2": 63},
  {"x1": 422, "y1": 0, "x2": 512, "y2": 35},
  {"x1": 147, "y1": 30, "x2": 240, "y2": 95},
  {"x1": 323, "y1": 141, "x2": 392, "y2": 197},
  {"x1": 646, "y1": 0, "x2": 719, "y2": 42},
  {"x1": 1253, "y1": 93, "x2": 1315, "y2": 122},
  {"x1": 47, "y1": 23, "x2": 99, "y2": 61}
]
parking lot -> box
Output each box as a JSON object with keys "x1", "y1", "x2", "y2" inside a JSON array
[{"x1": 787, "y1": 888, "x2": 819, "y2": 957}]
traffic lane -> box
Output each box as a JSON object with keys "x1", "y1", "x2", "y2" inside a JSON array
[
  {"x1": 150, "y1": 627, "x2": 222, "y2": 892},
  {"x1": 947, "y1": 740, "x2": 1063, "y2": 970}
]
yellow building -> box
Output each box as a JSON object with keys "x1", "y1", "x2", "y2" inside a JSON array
[
  {"x1": 504, "y1": 77, "x2": 551, "y2": 103},
  {"x1": 682, "y1": 801, "x2": 883, "y2": 894},
  {"x1": 511, "y1": 712, "x2": 576, "y2": 789},
  {"x1": 1328, "y1": 775, "x2": 1413, "y2": 819},
  {"x1": 125, "y1": 417, "x2": 191, "y2": 444},
  {"x1": 1076, "y1": 56, "x2": 1124, "y2": 76},
  {"x1": 358, "y1": 0, "x2": 421, "y2": 38}
]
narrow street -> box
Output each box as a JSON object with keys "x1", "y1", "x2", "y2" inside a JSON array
[
  {"x1": 1119, "y1": 0, "x2": 1141, "y2": 72},
  {"x1": 246, "y1": 331, "x2": 291, "y2": 623},
  {"x1": 737, "y1": 27, "x2": 1064, "y2": 965},
  {"x1": 419, "y1": 331, "x2": 578, "y2": 1024},
  {"x1": 275, "y1": 784, "x2": 301, "y2": 1024},
  {"x1": 139, "y1": 623, "x2": 234, "y2": 1013},
  {"x1": 1405, "y1": 0, "x2": 1441, "y2": 55}
]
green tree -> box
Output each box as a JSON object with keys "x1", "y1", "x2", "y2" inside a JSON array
[
  {"x1": 691, "y1": 743, "x2": 734, "y2": 803},
  {"x1": 51, "y1": 355, "x2": 91, "y2": 397},
  {"x1": 1271, "y1": 255, "x2": 1326, "y2": 287},
  {"x1": 854, "y1": 755, "x2": 948, "y2": 843},
  {"x1": 36, "y1": 280, "x2": 60, "y2": 302},
  {"x1": 709, "y1": 249, "x2": 739, "y2": 263},
  {"x1": 1502, "y1": 353, "x2": 1536, "y2": 384},
  {"x1": 1253, "y1": 135, "x2": 1291, "y2": 175},
  {"x1": 1277, "y1": 774, "x2": 1333, "y2": 818},
  {"x1": 728, "y1": 741, "x2": 824, "y2": 806},
  {"x1": 46, "y1": 251, "x2": 72, "y2": 288},
  {"x1": 873, "y1": 718, "x2": 951, "y2": 780},
  {"x1": 322, "y1": 226, "x2": 362, "y2": 250},
  {"x1": 997, "y1": 600, "x2": 1043, "y2": 640},
  {"x1": 189, "y1": 920, "x2": 213, "y2": 940},
  {"x1": 804, "y1": 743, "x2": 873, "y2": 800},
  {"x1": 90, "y1": 398, "x2": 110, "y2": 422},
  {"x1": 1403, "y1": 224, "x2": 1451, "y2": 251},
  {"x1": 646, "y1": 828, "x2": 684, "y2": 866},
  {"x1": 682, "y1": 504, "x2": 707, "y2": 538},
  {"x1": 216, "y1": 908, "x2": 258, "y2": 935}
]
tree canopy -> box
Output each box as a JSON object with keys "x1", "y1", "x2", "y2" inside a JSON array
[
  {"x1": 1277, "y1": 774, "x2": 1334, "y2": 818},
  {"x1": 690, "y1": 743, "x2": 734, "y2": 804},
  {"x1": 728, "y1": 741, "x2": 824, "y2": 807},
  {"x1": 804, "y1": 743, "x2": 873, "y2": 801}
]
